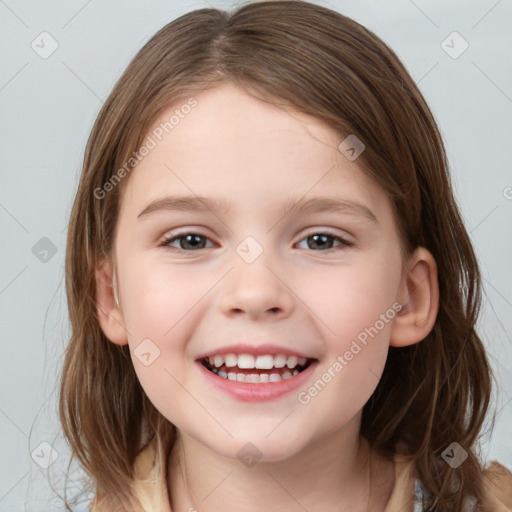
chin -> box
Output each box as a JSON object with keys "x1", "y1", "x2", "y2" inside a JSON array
[{"x1": 217, "y1": 430, "x2": 311, "y2": 464}]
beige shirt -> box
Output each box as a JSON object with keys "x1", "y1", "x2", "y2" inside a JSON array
[{"x1": 92, "y1": 436, "x2": 512, "y2": 511}]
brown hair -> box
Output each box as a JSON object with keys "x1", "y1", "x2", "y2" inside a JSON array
[{"x1": 59, "y1": 0, "x2": 495, "y2": 510}]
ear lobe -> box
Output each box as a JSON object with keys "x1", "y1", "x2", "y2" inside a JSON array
[
  {"x1": 389, "y1": 247, "x2": 439, "y2": 347},
  {"x1": 95, "y1": 258, "x2": 129, "y2": 346}
]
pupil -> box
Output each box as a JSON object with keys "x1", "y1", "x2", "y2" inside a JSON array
[
  {"x1": 183, "y1": 234, "x2": 205, "y2": 249},
  {"x1": 310, "y1": 234, "x2": 332, "y2": 250}
]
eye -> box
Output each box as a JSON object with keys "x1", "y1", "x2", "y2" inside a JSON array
[
  {"x1": 296, "y1": 231, "x2": 353, "y2": 252},
  {"x1": 160, "y1": 232, "x2": 215, "y2": 253},
  {"x1": 159, "y1": 230, "x2": 353, "y2": 254}
]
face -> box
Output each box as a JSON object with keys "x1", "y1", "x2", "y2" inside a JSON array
[{"x1": 111, "y1": 83, "x2": 405, "y2": 461}]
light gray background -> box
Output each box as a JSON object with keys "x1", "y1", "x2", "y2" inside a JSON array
[{"x1": 1, "y1": 0, "x2": 511, "y2": 510}]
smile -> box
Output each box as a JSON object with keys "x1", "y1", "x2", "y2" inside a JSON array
[{"x1": 200, "y1": 353, "x2": 312, "y2": 384}]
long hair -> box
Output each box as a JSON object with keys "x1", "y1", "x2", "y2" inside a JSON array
[{"x1": 59, "y1": 1, "x2": 494, "y2": 509}]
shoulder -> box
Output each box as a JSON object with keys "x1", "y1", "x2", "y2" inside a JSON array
[
  {"x1": 483, "y1": 460, "x2": 512, "y2": 510},
  {"x1": 386, "y1": 454, "x2": 512, "y2": 512},
  {"x1": 90, "y1": 436, "x2": 172, "y2": 512}
]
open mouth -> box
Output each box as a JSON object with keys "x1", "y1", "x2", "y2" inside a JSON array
[{"x1": 200, "y1": 353, "x2": 314, "y2": 384}]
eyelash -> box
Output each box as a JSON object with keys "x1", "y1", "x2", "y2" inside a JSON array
[{"x1": 159, "y1": 229, "x2": 354, "y2": 254}]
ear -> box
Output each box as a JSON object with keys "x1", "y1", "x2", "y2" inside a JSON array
[
  {"x1": 390, "y1": 246, "x2": 439, "y2": 347},
  {"x1": 95, "y1": 258, "x2": 129, "y2": 346}
]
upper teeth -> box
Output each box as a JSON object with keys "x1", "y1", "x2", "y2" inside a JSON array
[{"x1": 208, "y1": 354, "x2": 307, "y2": 370}]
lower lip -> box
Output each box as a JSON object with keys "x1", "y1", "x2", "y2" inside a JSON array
[{"x1": 196, "y1": 361, "x2": 317, "y2": 401}]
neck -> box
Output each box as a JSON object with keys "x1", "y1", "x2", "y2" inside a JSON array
[{"x1": 168, "y1": 417, "x2": 394, "y2": 512}]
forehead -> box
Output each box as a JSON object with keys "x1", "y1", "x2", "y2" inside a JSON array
[{"x1": 118, "y1": 83, "x2": 389, "y2": 221}]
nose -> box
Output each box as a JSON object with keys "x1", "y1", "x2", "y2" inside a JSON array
[{"x1": 218, "y1": 249, "x2": 295, "y2": 321}]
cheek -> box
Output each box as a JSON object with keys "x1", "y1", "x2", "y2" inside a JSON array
[
  {"x1": 119, "y1": 265, "x2": 196, "y2": 395},
  {"x1": 121, "y1": 261, "x2": 206, "y2": 344},
  {"x1": 122, "y1": 275, "x2": 196, "y2": 425},
  {"x1": 298, "y1": 297, "x2": 395, "y2": 433},
  {"x1": 303, "y1": 254, "x2": 402, "y2": 343},
  {"x1": 298, "y1": 252, "x2": 401, "y2": 412}
]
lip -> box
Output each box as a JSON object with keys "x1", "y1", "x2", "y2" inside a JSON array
[
  {"x1": 196, "y1": 358, "x2": 318, "y2": 401},
  {"x1": 196, "y1": 343, "x2": 314, "y2": 360}
]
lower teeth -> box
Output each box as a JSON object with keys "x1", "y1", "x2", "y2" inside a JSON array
[{"x1": 211, "y1": 368, "x2": 300, "y2": 383}]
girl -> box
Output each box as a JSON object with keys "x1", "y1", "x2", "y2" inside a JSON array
[{"x1": 59, "y1": 1, "x2": 512, "y2": 510}]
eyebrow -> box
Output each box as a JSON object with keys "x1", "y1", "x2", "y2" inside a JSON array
[
  {"x1": 137, "y1": 194, "x2": 378, "y2": 223},
  {"x1": 282, "y1": 196, "x2": 378, "y2": 223},
  {"x1": 138, "y1": 195, "x2": 231, "y2": 218}
]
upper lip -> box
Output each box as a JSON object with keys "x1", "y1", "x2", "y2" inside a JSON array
[{"x1": 196, "y1": 343, "x2": 316, "y2": 360}]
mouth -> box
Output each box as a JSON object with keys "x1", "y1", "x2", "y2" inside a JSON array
[{"x1": 199, "y1": 353, "x2": 314, "y2": 384}]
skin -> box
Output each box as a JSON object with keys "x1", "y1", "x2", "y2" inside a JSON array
[{"x1": 96, "y1": 83, "x2": 439, "y2": 511}]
